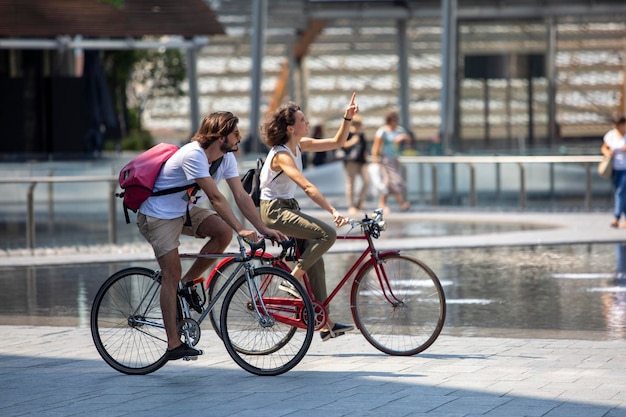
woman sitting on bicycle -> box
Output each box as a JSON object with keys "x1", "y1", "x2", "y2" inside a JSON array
[{"x1": 258, "y1": 93, "x2": 359, "y2": 341}]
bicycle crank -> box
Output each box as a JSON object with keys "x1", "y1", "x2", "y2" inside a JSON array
[
  {"x1": 178, "y1": 318, "x2": 201, "y2": 346},
  {"x1": 302, "y1": 300, "x2": 327, "y2": 331}
]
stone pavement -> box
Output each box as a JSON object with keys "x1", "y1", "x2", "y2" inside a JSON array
[{"x1": 0, "y1": 325, "x2": 625, "y2": 417}]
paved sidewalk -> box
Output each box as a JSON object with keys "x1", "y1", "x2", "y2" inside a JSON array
[{"x1": 0, "y1": 325, "x2": 625, "y2": 417}]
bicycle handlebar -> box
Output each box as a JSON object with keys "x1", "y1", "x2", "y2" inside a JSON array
[
  {"x1": 238, "y1": 235, "x2": 297, "y2": 261},
  {"x1": 347, "y1": 208, "x2": 386, "y2": 239}
]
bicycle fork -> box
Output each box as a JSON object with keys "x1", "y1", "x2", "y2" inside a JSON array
[
  {"x1": 374, "y1": 255, "x2": 405, "y2": 308},
  {"x1": 245, "y1": 269, "x2": 276, "y2": 328}
]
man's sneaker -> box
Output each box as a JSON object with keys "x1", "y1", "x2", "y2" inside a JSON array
[
  {"x1": 320, "y1": 323, "x2": 355, "y2": 342},
  {"x1": 278, "y1": 280, "x2": 302, "y2": 299},
  {"x1": 166, "y1": 342, "x2": 203, "y2": 361}
]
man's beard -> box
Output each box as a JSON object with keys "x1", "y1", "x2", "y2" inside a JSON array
[{"x1": 220, "y1": 141, "x2": 238, "y2": 154}]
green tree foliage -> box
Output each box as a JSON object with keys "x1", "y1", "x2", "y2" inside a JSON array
[
  {"x1": 99, "y1": 0, "x2": 186, "y2": 150},
  {"x1": 128, "y1": 49, "x2": 187, "y2": 131},
  {"x1": 102, "y1": 49, "x2": 186, "y2": 150},
  {"x1": 101, "y1": 0, "x2": 124, "y2": 9}
]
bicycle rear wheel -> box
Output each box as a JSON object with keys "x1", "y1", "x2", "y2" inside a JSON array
[
  {"x1": 90, "y1": 267, "x2": 168, "y2": 375},
  {"x1": 220, "y1": 267, "x2": 314, "y2": 376},
  {"x1": 351, "y1": 254, "x2": 446, "y2": 356}
]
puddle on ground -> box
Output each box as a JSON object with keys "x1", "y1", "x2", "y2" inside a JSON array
[{"x1": 1, "y1": 243, "x2": 624, "y2": 341}]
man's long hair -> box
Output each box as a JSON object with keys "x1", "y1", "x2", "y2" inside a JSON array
[{"x1": 191, "y1": 111, "x2": 239, "y2": 149}]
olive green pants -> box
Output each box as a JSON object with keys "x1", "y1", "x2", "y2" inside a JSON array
[{"x1": 260, "y1": 198, "x2": 336, "y2": 302}]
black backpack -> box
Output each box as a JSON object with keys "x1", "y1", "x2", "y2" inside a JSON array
[{"x1": 241, "y1": 158, "x2": 282, "y2": 207}]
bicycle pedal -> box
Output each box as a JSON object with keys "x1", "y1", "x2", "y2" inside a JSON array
[{"x1": 183, "y1": 355, "x2": 199, "y2": 361}]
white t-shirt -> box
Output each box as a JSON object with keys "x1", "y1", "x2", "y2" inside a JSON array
[
  {"x1": 603, "y1": 128, "x2": 626, "y2": 170},
  {"x1": 259, "y1": 145, "x2": 300, "y2": 201},
  {"x1": 139, "y1": 141, "x2": 239, "y2": 219}
]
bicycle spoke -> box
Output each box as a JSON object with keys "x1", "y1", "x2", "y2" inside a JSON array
[
  {"x1": 220, "y1": 267, "x2": 314, "y2": 376},
  {"x1": 91, "y1": 268, "x2": 168, "y2": 374},
  {"x1": 207, "y1": 258, "x2": 263, "y2": 337},
  {"x1": 351, "y1": 254, "x2": 445, "y2": 355}
]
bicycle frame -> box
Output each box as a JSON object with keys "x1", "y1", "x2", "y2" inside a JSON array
[
  {"x1": 129, "y1": 234, "x2": 396, "y2": 332},
  {"x1": 127, "y1": 270, "x2": 166, "y2": 330},
  {"x1": 203, "y1": 211, "x2": 406, "y2": 329},
  {"x1": 187, "y1": 255, "x2": 249, "y2": 325},
  {"x1": 319, "y1": 234, "x2": 402, "y2": 310},
  {"x1": 125, "y1": 246, "x2": 256, "y2": 331},
  {"x1": 263, "y1": 210, "x2": 405, "y2": 325},
  {"x1": 187, "y1": 237, "x2": 306, "y2": 329}
]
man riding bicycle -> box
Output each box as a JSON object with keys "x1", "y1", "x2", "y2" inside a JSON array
[{"x1": 137, "y1": 111, "x2": 287, "y2": 361}]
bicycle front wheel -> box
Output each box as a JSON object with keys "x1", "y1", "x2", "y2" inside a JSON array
[
  {"x1": 220, "y1": 267, "x2": 314, "y2": 376},
  {"x1": 351, "y1": 254, "x2": 446, "y2": 356},
  {"x1": 90, "y1": 267, "x2": 168, "y2": 375}
]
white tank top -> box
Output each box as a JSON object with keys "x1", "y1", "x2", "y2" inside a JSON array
[
  {"x1": 259, "y1": 145, "x2": 301, "y2": 201},
  {"x1": 604, "y1": 128, "x2": 626, "y2": 170}
]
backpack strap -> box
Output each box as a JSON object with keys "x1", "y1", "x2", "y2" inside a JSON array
[
  {"x1": 151, "y1": 183, "x2": 196, "y2": 197},
  {"x1": 179, "y1": 156, "x2": 221, "y2": 225},
  {"x1": 151, "y1": 155, "x2": 222, "y2": 198},
  {"x1": 209, "y1": 156, "x2": 223, "y2": 177},
  {"x1": 258, "y1": 157, "x2": 283, "y2": 184},
  {"x1": 141, "y1": 156, "x2": 221, "y2": 226},
  {"x1": 183, "y1": 184, "x2": 200, "y2": 227},
  {"x1": 123, "y1": 201, "x2": 131, "y2": 225}
]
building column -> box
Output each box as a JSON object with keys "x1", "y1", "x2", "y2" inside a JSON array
[{"x1": 440, "y1": 0, "x2": 458, "y2": 152}]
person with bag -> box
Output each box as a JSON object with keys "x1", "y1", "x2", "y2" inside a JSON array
[
  {"x1": 601, "y1": 113, "x2": 626, "y2": 228},
  {"x1": 137, "y1": 111, "x2": 287, "y2": 361},
  {"x1": 336, "y1": 115, "x2": 370, "y2": 215},
  {"x1": 371, "y1": 110, "x2": 412, "y2": 213},
  {"x1": 258, "y1": 93, "x2": 359, "y2": 341}
]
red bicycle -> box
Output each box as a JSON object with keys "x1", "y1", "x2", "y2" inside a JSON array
[{"x1": 206, "y1": 208, "x2": 446, "y2": 356}]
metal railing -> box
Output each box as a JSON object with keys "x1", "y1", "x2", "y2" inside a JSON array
[
  {"x1": 399, "y1": 154, "x2": 606, "y2": 209},
  {"x1": 0, "y1": 175, "x2": 118, "y2": 249},
  {"x1": 0, "y1": 155, "x2": 608, "y2": 250}
]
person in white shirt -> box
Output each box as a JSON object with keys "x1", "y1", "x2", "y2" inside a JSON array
[
  {"x1": 138, "y1": 111, "x2": 287, "y2": 361},
  {"x1": 601, "y1": 113, "x2": 626, "y2": 228},
  {"x1": 258, "y1": 93, "x2": 358, "y2": 341}
]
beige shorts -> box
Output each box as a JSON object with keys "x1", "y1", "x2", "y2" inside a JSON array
[{"x1": 137, "y1": 206, "x2": 215, "y2": 258}]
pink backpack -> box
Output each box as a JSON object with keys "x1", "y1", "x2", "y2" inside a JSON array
[
  {"x1": 117, "y1": 143, "x2": 224, "y2": 224},
  {"x1": 117, "y1": 143, "x2": 194, "y2": 224}
]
